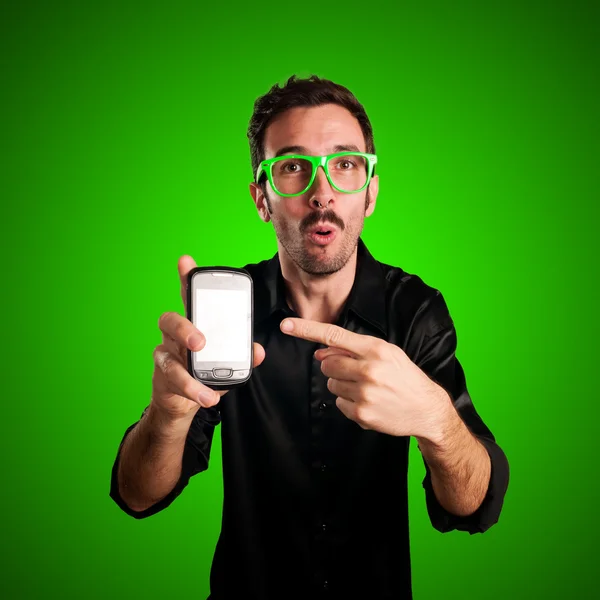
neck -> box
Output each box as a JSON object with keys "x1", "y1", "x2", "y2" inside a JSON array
[{"x1": 278, "y1": 246, "x2": 358, "y2": 325}]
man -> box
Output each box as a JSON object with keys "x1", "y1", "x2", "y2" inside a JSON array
[{"x1": 110, "y1": 75, "x2": 509, "y2": 600}]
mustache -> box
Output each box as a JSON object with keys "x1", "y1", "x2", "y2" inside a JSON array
[{"x1": 300, "y1": 209, "x2": 344, "y2": 233}]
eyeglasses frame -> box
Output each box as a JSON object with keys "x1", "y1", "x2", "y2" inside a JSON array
[{"x1": 255, "y1": 152, "x2": 378, "y2": 197}]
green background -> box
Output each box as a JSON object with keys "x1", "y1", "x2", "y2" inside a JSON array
[{"x1": 2, "y1": 0, "x2": 598, "y2": 598}]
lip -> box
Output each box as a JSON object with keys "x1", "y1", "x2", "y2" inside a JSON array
[
  {"x1": 307, "y1": 229, "x2": 337, "y2": 246},
  {"x1": 306, "y1": 222, "x2": 338, "y2": 235},
  {"x1": 305, "y1": 222, "x2": 339, "y2": 246}
]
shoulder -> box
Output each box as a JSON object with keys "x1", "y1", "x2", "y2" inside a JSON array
[
  {"x1": 375, "y1": 256, "x2": 454, "y2": 338},
  {"x1": 240, "y1": 255, "x2": 272, "y2": 278},
  {"x1": 239, "y1": 255, "x2": 278, "y2": 295}
]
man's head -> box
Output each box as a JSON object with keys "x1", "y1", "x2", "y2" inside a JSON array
[{"x1": 248, "y1": 75, "x2": 379, "y2": 277}]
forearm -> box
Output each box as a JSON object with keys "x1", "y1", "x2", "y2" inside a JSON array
[
  {"x1": 117, "y1": 404, "x2": 196, "y2": 512},
  {"x1": 417, "y1": 398, "x2": 491, "y2": 517}
]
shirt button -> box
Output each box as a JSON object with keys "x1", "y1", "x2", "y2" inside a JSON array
[
  {"x1": 320, "y1": 463, "x2": 328, "y2": 472},
  {"x1": 323, "y1": 580, "x2": 329, "y2": 590},
  {"x1": 321, "y1": 522, "x2": 327, "y2": 532},
  {"x1": 319, "y1": 402, "x2": 327, "y2": 411}
]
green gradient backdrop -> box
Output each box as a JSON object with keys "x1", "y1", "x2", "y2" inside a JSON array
[{"x1": 1, "y1": 1, "x2": 598, "y2": 598}]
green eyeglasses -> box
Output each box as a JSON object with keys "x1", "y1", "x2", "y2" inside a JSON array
[{"x1": 255, "y1": 152, "x2": 377, "y2": 197}]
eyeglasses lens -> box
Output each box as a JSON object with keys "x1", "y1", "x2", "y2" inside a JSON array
[
  {"x1": 271, "y1": 154, "x2": 368, "y2": 195},
  {"x1": 327, "y1": 154, "x2": 368, "y2": 192}
]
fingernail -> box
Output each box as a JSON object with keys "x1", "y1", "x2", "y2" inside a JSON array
[
  {"x1": 281, "y1": 320, "x2": 293, "y2": 332},
  {"x1": 189, "y1": 334, "x2": 204, "y2": 348}
]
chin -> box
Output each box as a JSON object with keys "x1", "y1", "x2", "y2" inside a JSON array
[
  {"x1": 298, "y1": 250, "x2": 350, "y2": 276},
  {"x1": 301, "y1": 264, "x2": 341, "y2": 277},
  {"x1": 278, "y1": 229, "x2": 359, "y2": 276}
]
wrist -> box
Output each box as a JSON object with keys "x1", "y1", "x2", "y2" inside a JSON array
[
  {"x1": 417, "y1": 389, "x2": 461, "y2": 450},
  {"x1": 145, "y1": 402, "x2": 197, "y2": 440}
]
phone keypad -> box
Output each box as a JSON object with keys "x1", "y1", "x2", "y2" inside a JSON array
[{"x1": 213, "y1": 368, "x2": 233, "y2": 379}]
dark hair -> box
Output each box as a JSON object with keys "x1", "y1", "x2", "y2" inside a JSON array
[{"x1": 247, "y1": 75, "x2": 376, "y2": 183}]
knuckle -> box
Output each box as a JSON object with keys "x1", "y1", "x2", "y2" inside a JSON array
[
  {"x1": 153, "y1": 345, "x2": 167, "y2": 368},
  {"x1": 157, "y1": 311, "x2": 173, "y2": 330},
  {"x1": 371, "y1": 338, "x2": 387, "y2": 358},
  {"x1": 354, "y1": 405, "x2": 370, "y2": 427},
  {"x1": 357, "y1": 387, "x2": 369, "y2": 403},
  {"x1": 178, "y1": 343, "x2": 188, "y2": 363},
  {"x1": 361, "y1": 362, "x2": 378, "y2": 383},
  {"x1": 365, "y1": 388, "x2": 377, "y2": 404},
  {"x1": 159, "y1": 312, "x2": 191, "y2": 342},
  {"x1": 175, "y1": 318, "x2": 190, "y2": 340},
  {"x1": 298, "y1": 322, "x2": 312, "y2": 339},
  {"x1": 161, "y1": 352, "x2": 178, "y2": 379},
  {"x1": 325, "y1": 325, "x2": 343, "y2": 347}
]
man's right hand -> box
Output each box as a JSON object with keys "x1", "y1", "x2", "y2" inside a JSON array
[{"x1": 150, "y1": 255, "x2": 266, "y2": 421}]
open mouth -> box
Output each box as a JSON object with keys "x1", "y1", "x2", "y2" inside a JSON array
[{"x1": 307, "y1": 228, "x2": 337, "y2": 245}]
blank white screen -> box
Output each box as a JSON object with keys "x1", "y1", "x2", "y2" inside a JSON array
[{"x1": 194, "y1": 288, "x2": 249, "y2": 362}]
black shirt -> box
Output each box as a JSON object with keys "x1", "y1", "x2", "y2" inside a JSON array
[{"x1": 110, "y1": 237, "x2": 509, "y2": 600}]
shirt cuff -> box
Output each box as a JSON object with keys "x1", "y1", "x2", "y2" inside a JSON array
[
  {"x1": 108, "y1": 422, "x2": 195, "y2": 520},
  {"x1": 422, "y1": 435, "x2": 510, "y2": 534}
]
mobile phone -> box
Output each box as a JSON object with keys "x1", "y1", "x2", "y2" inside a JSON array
[{"x1": 186, "y1": 266, "x2": 253, "y2": 389}]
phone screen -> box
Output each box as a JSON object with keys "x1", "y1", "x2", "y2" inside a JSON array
[{"x1": 194, "y1": 288, "x2": 250, "y2": 363}]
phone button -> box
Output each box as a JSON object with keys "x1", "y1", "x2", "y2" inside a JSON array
[{"x1": 212, "y1": 368, "x2": 233, "y2": 379}]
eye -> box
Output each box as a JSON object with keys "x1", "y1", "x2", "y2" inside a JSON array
[
  {"x1": 333, "y1": 158, "x2": 356, "y2": 170},
  {"x1": 277, "y1": 159, "x2": 305, "y2": 174}
]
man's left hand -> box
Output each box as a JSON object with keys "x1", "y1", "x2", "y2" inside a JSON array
[{"x1": 280, "y1": 317, "x2": 455, "y2": 441}]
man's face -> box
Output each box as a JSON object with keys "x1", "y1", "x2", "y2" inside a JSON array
[{"x1": 251, "y1": 103, "x2": 378, "y2": 277}]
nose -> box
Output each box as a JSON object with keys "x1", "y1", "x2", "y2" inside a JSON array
[{"x1": 309, "y1": 166, "x2": 335, "y2": 209}]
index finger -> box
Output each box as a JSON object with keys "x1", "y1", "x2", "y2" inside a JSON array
[
  {"x1": 178, "y1": 255, "x2": 198, "y2": 312},
  {"x1": 280, "y1": 318, "x2": 372, "y2": 357},
  {"x1": 158, "y1": 311, "x2": 205, "y2": 351}
]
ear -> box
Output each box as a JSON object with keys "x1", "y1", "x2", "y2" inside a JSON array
[
  {"x1": 365, "y1": 174, "x2": 379, "y2": 218},
  {"x1": 249, "y1": 182, "x2": 271, "y2": 223}
]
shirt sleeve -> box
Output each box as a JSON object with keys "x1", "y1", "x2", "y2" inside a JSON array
[
  {"x1": 109, "y1": 404, "x2": 222, "y2": 519},
  {"x1": 414, "y1": 291, "x2": 510, "y2": 534}
]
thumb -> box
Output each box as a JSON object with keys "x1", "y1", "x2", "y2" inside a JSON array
[
  {"x1": 252, "y1": 342, "x2": 266, "y2": 368},
  {"x1": 179, "y1": 255, "x2": 198, "y2": 312},
  {"x1": 314, "y1": 347, "x2": 357, "y2": 361}
]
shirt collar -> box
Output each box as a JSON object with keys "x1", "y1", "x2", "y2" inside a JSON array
[{"x1": 252, "y1": 237, "x2": 388, "y2": 336}]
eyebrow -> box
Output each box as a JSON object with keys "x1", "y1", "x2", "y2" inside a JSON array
[{"x1": 274, "y1": 144, "x2": 362, "y2": 157}]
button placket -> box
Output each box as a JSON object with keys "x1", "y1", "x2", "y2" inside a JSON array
[{"x1": 309, "y1": 343, "x2": 335, "y2": 594}]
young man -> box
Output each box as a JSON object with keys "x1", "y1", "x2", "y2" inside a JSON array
[{"x1": 111, "y1": 75, "x2": 509, "y2": 600}]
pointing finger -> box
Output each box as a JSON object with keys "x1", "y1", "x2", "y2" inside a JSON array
[{"x1": 281, "y1": 318, "x2": 373, "y2": 357}]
